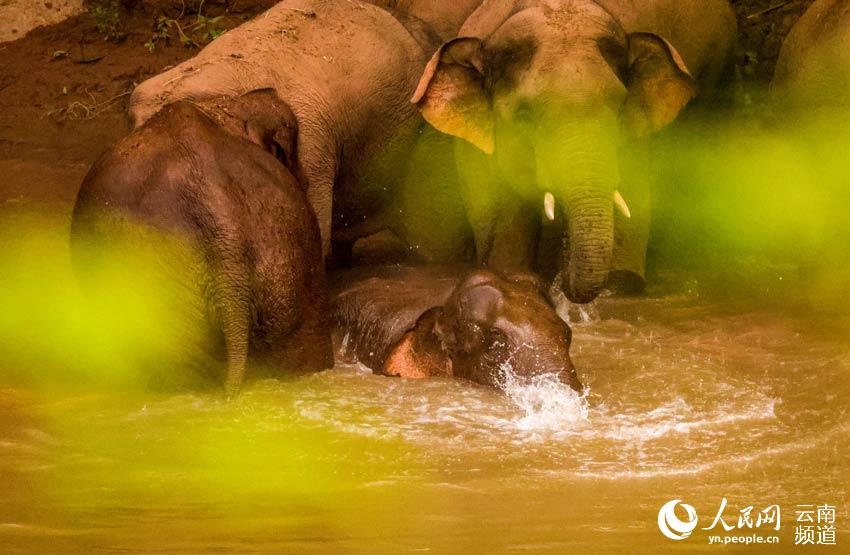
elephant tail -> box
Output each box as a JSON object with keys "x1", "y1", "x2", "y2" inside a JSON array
[
  {"x1": 206, "y1": 233, "x2": 253, "y2": 399},
  {"x1": 220, "y1": 297, "x2": 250, "y2": 400}
]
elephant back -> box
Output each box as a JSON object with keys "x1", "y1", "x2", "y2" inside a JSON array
[
  {"x1": 129, "y1": 0, "x2": 426, "y2": 130},
  {"x1": 772, "y1": 0, "x2": 850, "y2": 113}
]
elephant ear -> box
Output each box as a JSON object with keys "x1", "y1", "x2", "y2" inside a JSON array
[
  {"x1": 618, "y1": 33, "x2": 698, "y2": 138},
  {"x1": 237, "y1": 89, "x2": 299, "y2": 168},
  {"x1": 436, "y1": 279, "x2": 505, "y2": 354},
  {"x1": 411, "y1": 37, "x2": 495, "y2": 154},
  {"x1": 245, "y1": 120, "x2": 297, "y2": 167},
  {"x1": 383, "y1": 308, "x2": 453, "y2": 378}
]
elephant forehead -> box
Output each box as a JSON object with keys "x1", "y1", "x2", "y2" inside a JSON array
[
  {"x1": 480, "y1": 3, "x2": 623, "y2": 99},
  {"x1": 491, "y1": 62, "x2": 625, "y2": 118},
  {"x1": 496, "y1": 30, "x2": 623, "y2": 101},
  {"x1": 542, "y1": 0, "x2": 623, "y2": 40}
]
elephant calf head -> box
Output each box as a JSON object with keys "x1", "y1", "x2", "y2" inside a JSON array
[
  {"x1": 381, "y1": 270, "x2": 581, "y2": 390},
  {"x1": 193, "y1": 89, "x2": 300, "y2": 173},
  {"x1": 412, "y1": 0, "x2": 697, "y2": 303}
]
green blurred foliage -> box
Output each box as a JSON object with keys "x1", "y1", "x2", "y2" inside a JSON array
[
  {"x1": 650, "y1": 101, "x2": 850, "y2": 313},
  {"x1": 2, "y1": 380, "x2": 431, "y2": 552},
  {"x1": 0, "y1": 210, "x2": 209, "y2": 390},
  {"x1": 0, "y1": 211, "x2": 431, "y2": 546}
]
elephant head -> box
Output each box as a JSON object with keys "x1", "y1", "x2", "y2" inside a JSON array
[
  {"x1": 412, "y1": 0, "x2": 696, "y2": 303},
  {"x1": 383, "y1": 270, "x2": 581, "y2": 390},
  {"x1": 198, "y1": 89, "x2": 300, "y2": 172}
]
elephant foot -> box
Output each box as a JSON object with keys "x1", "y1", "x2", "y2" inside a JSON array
[{"x1": 605, "y1": 270, "x2": 646, "y2": 296}]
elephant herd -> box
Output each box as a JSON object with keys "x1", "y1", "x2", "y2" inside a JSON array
[{"x1": 69, "y1": 0, "x2": 850, "y2": 395}]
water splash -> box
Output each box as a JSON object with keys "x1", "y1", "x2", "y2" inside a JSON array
[
  {"x1": 591, "y1": 395, "x2": 778, "y2": 442},
  {"x1": 496, "y1": 363, "x2": 589, "y2": 431},
  {"x1": 547, "y1": 273, "x2": 600, "y2": 326}
]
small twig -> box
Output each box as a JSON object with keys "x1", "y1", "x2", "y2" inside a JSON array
[
  {"x1": 47, "y1": 90, "x2": 133, "y2": 122},
  {"x1": 162, "y1": 66, "x2": 201, "y2": 88},
  {"x1": 288, "y1": 7, "x2": 317, "y2": 17},
  {"x1": 168, "y1": 18, "x2": 197, "y2": 47},
  {"x1": 747, "y1": 1, "x2": 795, "y2": 20}
]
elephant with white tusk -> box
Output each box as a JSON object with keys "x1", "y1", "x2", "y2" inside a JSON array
[{"x1": 412, "y1": 0, "x2": 737, "y2": 303}]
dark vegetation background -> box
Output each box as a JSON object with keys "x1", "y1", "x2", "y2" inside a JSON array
[{"x1": 732, "y1": 0, "x2": 816, "y2": 83}]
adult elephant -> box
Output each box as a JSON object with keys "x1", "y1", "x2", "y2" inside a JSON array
[
  {"x1": 72, "y1": 92, "x2": 331, "y2": 394},
  {"x1": 129, "y1": 0, "x2": 472, "y2": 264},
  {"x1": 770, "y1": 0, "x2": 850, "y2": 312},
  {"x1": 771, "y1": 0, "x2": 850, "y2": 119},
  {"x1": 411, "y1": 0, "x2": 736, "y2": 303}
]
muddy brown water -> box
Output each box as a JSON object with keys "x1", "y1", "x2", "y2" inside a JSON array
[{"x1": 1, "y1": 276, "x2": 847, "y2": 553}]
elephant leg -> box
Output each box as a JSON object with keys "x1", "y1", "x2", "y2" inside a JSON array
[
  {"x1": 304, "y1": 275, "x2": 334, "y2": 370},
  {"x1": 299, "y1": 137, "x2": 339, "y2": 261},
  {"x1": 610, "y1": 143, "x2": 651, "y2": 294},
  {"x1": 454, "y1": 140, "x2": 537, "y2": 271},
  {"x1": 391, "y1": 129, "x2": 472, "y2": 263},
  {"x1": 252, "y1": 214, "x2": 333, "y2": 374},
  {"x1": 485, "y1": 196, "x2": 540, "y2": 273},
  {"x1": 454, "y1": 140, "x2": 499, "y2": 264},
  {"x1": 306, "y1": 177, "x2": 334, "y2": 261},
  {"x1": 461, "y1": 191, "x2": 539, "y2": 271}
]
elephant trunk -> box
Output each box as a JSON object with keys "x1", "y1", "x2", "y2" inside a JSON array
[{"x1": 560, "y1": 190, "x2": 614, "y2": 304}]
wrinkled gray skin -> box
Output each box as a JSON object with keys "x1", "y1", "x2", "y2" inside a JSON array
[
  {"x1": 130, "y1": 0, "x2": 478, "y2": 265},
  {"x1": 771, "y1": 0, "x2": 850, "y2": 120},
  {"x1": 413, "y1": 0, "x2": 736, "y2": 303},
  {"x1": 331, "y1": 266, "x2": 581, "y2": 390},
  {"x1": 72, "y1": 91, "x2": 332, "y2": 395}
]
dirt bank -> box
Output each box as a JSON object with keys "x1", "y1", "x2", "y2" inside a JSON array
[
  {"x1": 0, "y1": 0, "x2": 274, "y2": 210},
  {"x1": 0, "y1": 1, "x2": 85, "y2": 44}
]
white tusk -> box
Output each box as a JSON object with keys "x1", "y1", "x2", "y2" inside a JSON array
[
  {"x1": 614, "y1": 190, "x2": 631, "y2": 219},
  {"x1": 544, "y1": 192, "x2": 556, "y2": 221}
]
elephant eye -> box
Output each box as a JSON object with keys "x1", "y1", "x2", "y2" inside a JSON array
[{"x1": 272, "y1": 141, "x2": 290, "y2": 166}]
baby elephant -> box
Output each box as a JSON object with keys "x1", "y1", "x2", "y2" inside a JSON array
[
  {"x1": 332, "y1": 266, "x2": 581, "y2": 391},
  {"x1": 71, "y1": 90, "x2": 332, "y2": 394}
]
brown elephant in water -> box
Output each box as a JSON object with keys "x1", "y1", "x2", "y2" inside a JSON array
[
  {"x1": 129, "y1": 0, "x2": 481, "y2": 266},
  {"x1": 331, "y1": 266, "x2": 581, "y2": 390},
  {"x1": 411, "y1": 0, "x2": 737, "y2": 303},
  {"x1": 71, "y1": 90, "x2": 332, "y2": 395}
]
